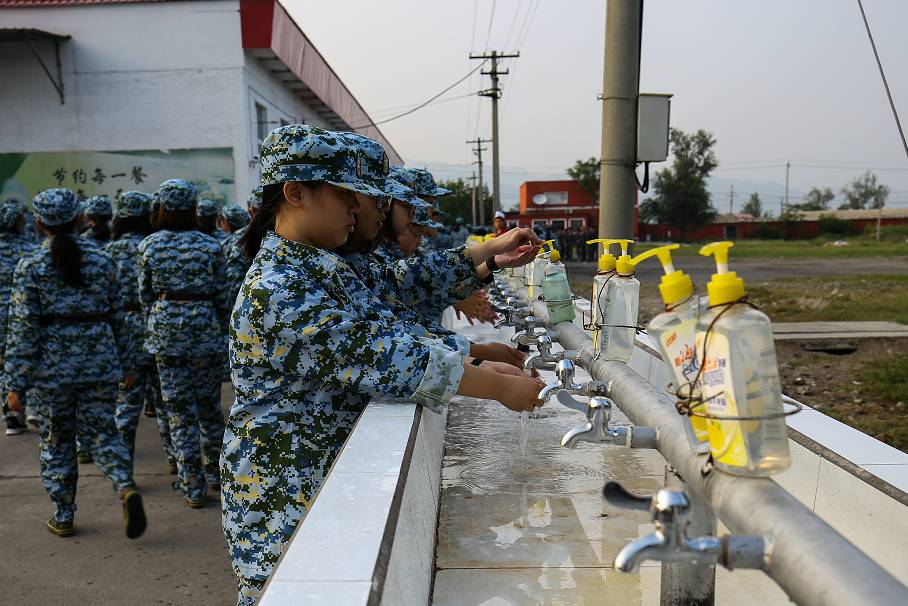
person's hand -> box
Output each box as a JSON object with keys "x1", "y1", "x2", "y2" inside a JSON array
[
  {"x1": 453, "y1": 294, "x2": 497, "y2": 325},
  {"x1": 498, "y1": 375, "x2": 546, "y2": 413},
  {"x1": 6, "y1": 391, "x2": 22, "y2": 414},
  {"x1": 475, "y1": 342, "x2": 526, "y2": 368},
  {"x1": 494, "y1": 245, "x2": 538, "y2": 269},
  {"x1": 123, "y1": 373, "x2": 137, "y2": 390},
  {"x1": 469, "y1": 228, "x2": 541, "y2": 267},
  {"x1": 479, "y1": 360, "x2": 525, "y2": 377}
]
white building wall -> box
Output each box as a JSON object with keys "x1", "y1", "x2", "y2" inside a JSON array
[{"x1": 0, "y1": 1, "x2": 243, "y2": 202}]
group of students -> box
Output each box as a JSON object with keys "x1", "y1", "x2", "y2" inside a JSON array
[
  {"x1": 0, "y1": 182, "x2": 256, "y2": 540},
  {"x1": 0, "y1": 123, "x2": 549, "y2": 606}
]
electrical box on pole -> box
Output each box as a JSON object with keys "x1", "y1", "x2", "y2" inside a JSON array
[{"x1": 636, "y1": 93, "x2": 672, "y2": 163}]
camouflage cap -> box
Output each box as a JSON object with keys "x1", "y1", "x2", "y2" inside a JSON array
[
  {"x1": 247, "y1": 185, "x2": 263, "y2": 211},
  {"x1": 259, "y1": 124, "x2": 385, "y2": 198},
  {"x1": 196, "y1": 197, "x2": 221, "y2": 218},
  {"x1": 388, "y1": 166, "x2": 432, "y2": 210},
  {"x1": 114, "y1": 191, "x2": 152, "y2": 218},
  {"x1": 84, "y1": 194, "x2": 113, "y2": 216},
  {"x1": 221, "y1": 203, "x2": 251, "y2": 229},
  {"x1": 410, "y1": 168, "x2": 451, "y2": 197},
  {"x1": 33, "y1": 188, "x2": 80, "y2": 226},
  {"x1": 0, "y1": 198, "x2": 23, "y2": 230},
  {"x1": 157, "y1": 178, "x2": 197, "y2": 211},
  {"x1": 412, "y1": 204, "x2": 444, "y2": 231},
  {"x1": 337, "y1": 132, "x2": 389, "y2": 190}
]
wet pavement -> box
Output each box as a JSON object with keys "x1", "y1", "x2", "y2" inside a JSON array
[{"x1": 432, "y1": 320, "x2": 793, "y2": 605}]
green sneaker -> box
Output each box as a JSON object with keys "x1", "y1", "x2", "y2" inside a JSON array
[
  {"x1": 46, "y1": 518, "x2": 74, "y2": 537},
  {"x1": 121, "y1": 488, "x2": 147, "y2": 539}
]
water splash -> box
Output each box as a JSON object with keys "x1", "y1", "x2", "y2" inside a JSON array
[{"x1": 519, "y1": 411, "x2": 530, "y2": 457}]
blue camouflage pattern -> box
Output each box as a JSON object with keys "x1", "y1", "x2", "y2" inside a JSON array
[
  {"x1": 4, "y1": 238, "x2": 130, "y2": 392},
  {"x1": 84, "y1": 195, "x2": 112, "y2": 217},
  {"x1": 259, "y1": 124, "x2": 385, "y2": 198},
  {"x1": 32, "y1": 188, "x2": 81, "y2": 227},
  {"x1": 388, "y1": 166, "x2": 432, "y2": 209},
  {"x1": 0, "y1": 228, "x2": 36, "y2": 416},
  {"x1": 221, "y1": 232, "x2": 464, "y2": 605},
  {"x1": 114, "y1": 191, "x2": 151, "y2": 218},
  {"x1": 196, "y1": 198, "x2": 221, "y2": 218},
  {"x1": 413, "y1": 205, "x2": 444, "y2": 230},
  {"x1": 0, "y1": 198, "x2": 23, "y2": 230},
  {"x1": 157, "y1": 179, "x2": 197, "y2": 212},
  {"x1": 247, "y1": 186, "x2": 263, "y2": 212},
  {"x1": 223, "y1": 225, "x2": 251, "y2": 306},
  {"x1": 221, "y1": 204, "x2": 251, "y2": 230},
  {"x1": 410, "y1": 167, "x2": 451, "y2": 197}
]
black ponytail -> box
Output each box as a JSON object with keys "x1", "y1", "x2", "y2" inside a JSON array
[
  {"x1": 241, "y1": 183, "x2": 280, "y2": 259},
  {"x1": 87, "y1": 214, "x2": 112, "y2": 243},
  {"x1": 46, "y1": 220, "x2": 84, "y2": 287}
]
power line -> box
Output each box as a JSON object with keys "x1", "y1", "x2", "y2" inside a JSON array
[
  {"x1": 502, "y1": 0, "x2": 524, "y2": 49},
  {"x1": 485, "y1": 0, "x2": 497, "y2": 50},
  {"x1": 369, "y1": 92, "x2": 475, "y2": 118},
  {"x1": 856, "y1": 0, "x2": 908, "y2": 163},
  {"x1": 352, "y1": 61, "x2": 487, "y2": 130}
]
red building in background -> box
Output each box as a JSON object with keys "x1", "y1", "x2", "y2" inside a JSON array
[{"x1": 503, "y1": 179, "x2": 638, "y2": 236}]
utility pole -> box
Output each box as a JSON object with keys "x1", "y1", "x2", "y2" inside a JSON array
[
  {"x1": 729, "y1": 184, "x2": 735, "y2": 214},
  {"x1": 784, "y1": 160, "x2": 790, "y2": 214},
  {"x1": 598, "y1": 1, "x2": 642, "y2": 242},
  {"x1": 470, "y1": 50, "x2": 519, "y2": 216},
  {"x1": 467, "y1": 137, "x2": 491, "y2": 225},
  {"x1": 468, "y1": 172, "x2": 478, "y2": 225}
]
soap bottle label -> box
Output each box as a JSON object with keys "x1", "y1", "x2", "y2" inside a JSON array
[
  {"x1": 695, "y1": 330, "x2": 749, "y2": 468},
  {"x1": 660, "y1": 319, "x2": 710, "y2": 442}
]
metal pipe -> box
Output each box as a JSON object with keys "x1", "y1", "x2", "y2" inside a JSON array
[{"x1": 529, "y1": 298, "x2": 908, "y2": 606}]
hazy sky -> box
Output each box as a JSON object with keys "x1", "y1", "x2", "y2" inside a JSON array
[{"x1": 286, "y1": 0, "x2": 908, "y2": 210}]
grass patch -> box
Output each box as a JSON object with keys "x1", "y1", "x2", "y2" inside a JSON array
[
  {"x1": 860, "y1": 354, "x2": 908, "y2": 402},
  {"x1": 747, "y1": 275, "x2": 908, "y2": 324},
  {"x1": 633, "y1": 238, "x2": 908, "y2": 258}
]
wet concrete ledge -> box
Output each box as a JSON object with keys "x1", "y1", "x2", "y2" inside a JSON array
[{"x1": 258, "y1": 400, "x2": 445, "y2": 606}]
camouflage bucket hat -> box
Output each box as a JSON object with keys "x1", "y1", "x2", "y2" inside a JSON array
[
  {"x1": 196, "y1": 197, "x2": 221, "y2": 218},
  {"x1": 388, "y1": 166, "x2": 432, "y2": 209},
  {"x1": 114, "y1": 191, "x2": 151, "y2": 218},
  {"x1": 221, "y1": 203, "x2": 251, "y2": 228},
  {"x1": 410, "y1": 168, "x2": 451, "y2": 197},
  {"x1": 247, "y1": 185, "x2": 263, "y2": 211},
  {"x1": 412, "y1": 204, "x2": 444, "y2": 230},
  {"x1": 338, "y1": 132, "x2": 390, "y2": 193},
  {"x1": 259, "y1": 124, "x2": 385, "y2": 198},
  {"x1": 84, "y1": 195, "x2": 113, "y2": 216},
  {"x1": 157, "y1": 178, "x2": 197, "y2": 211},
  {"x1": 0, "y1": 198, "x2": 23, "y2": 230},
  {"x1": 33, "y1": 188, "x2": 80, "y2": 226}
]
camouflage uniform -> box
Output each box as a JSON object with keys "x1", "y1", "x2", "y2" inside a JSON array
[
  {"x1": 196, "y1": 198, "x2": 228, "y2": 242},
  {"x1": 106, "y1": 192, "x2": 175, "y2": 470},
  {"x1": 82, "y1": 195, "x2": 113, "y2": 246},
  {"x1": 222, "y1": 188, "x2": 261, "y2": 306},
  {"x1": 221, "y1": 125, "x2": 465, "y2": 606},
  {"x1": 139, "y1": 179, "x2": 229, "y2": 498},
  {"x1": 4, "y1": 189, "x2": 135, "y2": 524},
  {"x1": 0, "y1": 200, "x2": 37, "y2": 424},
  {"x1": 221, "y1": 204, "x2": 251, "y2": 232}
]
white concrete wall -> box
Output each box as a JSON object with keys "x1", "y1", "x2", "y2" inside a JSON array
[{"x1": 0, "y1": 0, "x2": 247, "y2": 199}]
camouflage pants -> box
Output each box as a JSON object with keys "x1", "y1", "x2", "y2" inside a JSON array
[
  {"x1": 222, "y1": 418, "x2": 358, "y2": 606},
  {"x1": 156, "y1": 355, "x2": 224, "y2": 500},
  {"x1": 114, "y1": 359, "x2": 175, "y2": 473},
  {"x1": 34, "y1": 382, "x2": 133, "y2": 523}
]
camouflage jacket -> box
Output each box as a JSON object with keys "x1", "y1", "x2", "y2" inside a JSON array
[
  {"x1": 138, "y1": 230, "x2": 229, "y2": 357},
  {"x1": 223, "y1": 225, "x2": 251, "y2": 308},
  {"x1": 4, "y1": 238, "x2": 129, "y2": 391},
  {"x1": 105, "y1": 233, "x2": 153, "y2": 367},
  {"x1": 0, "y1": 233, "x2": 36, "y2": 364},
  {"x1": 222, "y1": 232, "x2": 463, "y2": 581},
  {"x1": 342, "y1": 249, "x2": 481, "y2": 352}
]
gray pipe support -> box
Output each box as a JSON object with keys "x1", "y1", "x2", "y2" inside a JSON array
[{"x1": 529, "y1": 299, "x2": 908, "y2": 606}]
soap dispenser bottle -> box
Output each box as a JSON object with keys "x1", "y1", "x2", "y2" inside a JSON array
[
  {"x1": 695, "y1": 242, "x2": 790, "y2": 476},
  {"x1": 595, "y1": 239, "x2": 639, "y2": 362},
  {"x1": 541, "y1": 246, "x2": 575, "y2": 324},
  {"x1": 585, "y1": 238, "x2": 619, "y2": 353},
  {"x1": 628, "y1": 244, "x2": 710, "y2": 453},
  {"x1": 526, "y1": 239, "x2": 554, "y2": 298}
]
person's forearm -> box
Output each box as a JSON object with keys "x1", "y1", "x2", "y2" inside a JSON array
[
  {"x1": 466, "y1": 241, "x2": 493, "y2": 266},
  {"x1": 457, "y1": 363, "x2": 505, "y2": 400}
]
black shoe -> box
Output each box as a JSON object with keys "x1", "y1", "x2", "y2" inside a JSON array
[
  {"x1": 167, "y1": 460, "x2": 178, "y2": 475},
  {"x1": 184, "y1": 495, "x2": 207, "y2": 509},
  {"x1": 25, "y1": 414, "x2": 41, "y2": 430},
  {"x1": 47, "y1": 518, "x2": 75, "y2": 537},
  {"x1": 77, "y1": 451, "x2": 93, "y2": 464},
  {"x1": 121, "y1": 489, "x2": 147, "y2": 539},
  {"x1": 5, "y1": 416, "x2": 25, "y2": 436}
]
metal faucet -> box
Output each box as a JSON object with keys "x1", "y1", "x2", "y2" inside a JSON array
[
  {"x1": 537, "y1": 359, "x2": 596, "y2": 401},
  {"x1": 492, "y1": 300, "x2": 531, "y2": 329},
  {"x1": 511, "y1": 316, "x2": 546, "y2": 347},
  {"x1": 603, "y1": 482, "x2": 768, "y2": 573},
  {"x1": 522, "y1": 335, "x2": 577, "y2": 371}
]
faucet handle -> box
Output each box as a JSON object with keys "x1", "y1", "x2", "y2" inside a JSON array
[{"x1": 602, "y1": 482, "x2": 655, "y2": 512}]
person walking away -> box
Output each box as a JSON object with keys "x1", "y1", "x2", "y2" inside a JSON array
[
  {"x1": 139, "y1": 179, "x2": 229, "y2": 505},
  {"x1": 4, "y1": 188, "x2": 146, "y2": 538}
]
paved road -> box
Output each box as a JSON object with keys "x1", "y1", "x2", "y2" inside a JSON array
[
  {"x1": 0, "y1": 384, "x2": 236, "y2": 606},
  {"x1": 565, "y1": 255, "x2": 908, "y2": 286}
]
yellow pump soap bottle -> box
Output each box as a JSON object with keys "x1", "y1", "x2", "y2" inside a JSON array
[
  {"x1": 591, "y1": 239, "x2": 639, "y2": 362},
  {"x1": 628, "y1": 244, "x2": 710, "y2": 454},
  {"x1": 527, "y1": 239, "x2": 554, "y2": 298},
  {"x1": 695, "y1": 242, "x2": 790, "y2": 476},
  {"x1": 585, "y1": 238, "x2": 619, "y2": 352}
]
